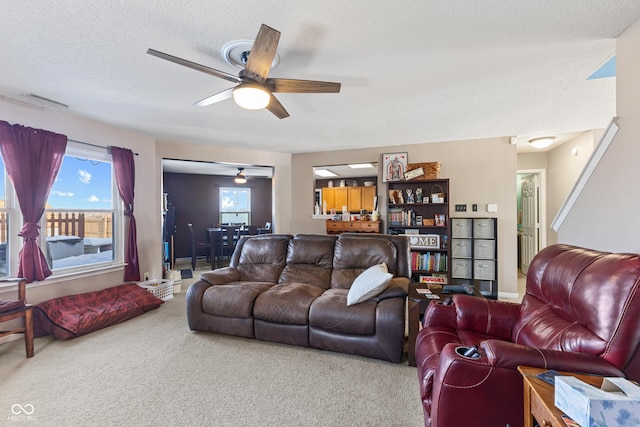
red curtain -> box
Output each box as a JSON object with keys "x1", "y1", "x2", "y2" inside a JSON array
[
  {"x1": 0, "y1": 121, "x2": 67, "y2": 282},
  {"x1": 111, "y1": 146, "x2": 140, "y2": 281}
]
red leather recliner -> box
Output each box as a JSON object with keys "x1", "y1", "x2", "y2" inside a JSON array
[{"x1": 415, "y1": 244, "x2": 640, "y2": 427}]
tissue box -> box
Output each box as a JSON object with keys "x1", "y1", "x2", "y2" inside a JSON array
[{"x1": 555, "y1": 376, "x2": 640, "y2": 427}]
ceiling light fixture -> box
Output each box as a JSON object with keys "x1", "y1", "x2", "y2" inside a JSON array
[
  {"x1": 234, "y1": 167, "x2": 248, "y2": 184},
  {"x1": 529, "y1": 136, "x2": 555, "y2": 149},
  {"x1": 347, "y1": 163, "x2": 374, "y2": 169},
  {"x1": 315, "y1": 169, "x2": 338, "y2": 177},
  {"x1": 232, "y1": 83, "x2": 271, "y2": 110}
]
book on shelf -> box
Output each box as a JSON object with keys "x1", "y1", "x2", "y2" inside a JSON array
[{"x1": 410, "y1": 251, "x2": 448, "y2": 273}]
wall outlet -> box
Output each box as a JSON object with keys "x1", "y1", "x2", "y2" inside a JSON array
[
  {"x1": 455, "y1": 204, "x2": 467, "y2": 212},
  {"x1": 472, "y1": 204, "x2": 478, "y2": 212},
  {"x1": 143, "y1": 272, "x2": 150, "y2": 281}
]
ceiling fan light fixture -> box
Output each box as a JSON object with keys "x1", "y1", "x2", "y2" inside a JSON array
[
  {"x1": 232, "y1": 84, "x2": 270, "y2": 110},
  {"x1": 234, "y1": 175, "x2": 248, "y2": 184},
  {"x1": 234, "y1": 167, "x2": 248, "y2": 184},
  {"x1": 529, "y1": 136, "x2": 555, "y2": 149}
]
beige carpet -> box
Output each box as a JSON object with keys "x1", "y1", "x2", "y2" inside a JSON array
[{"x1": 0, "y1": 282, "x2": 423, "y2": 426}]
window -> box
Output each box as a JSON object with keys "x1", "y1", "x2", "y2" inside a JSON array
[
  {"x1": 0, "y1": 140, "x2": 123, "y2": 279},
  {"x1": 43, "y1": 144, "x2": 120, "y2": 272},
  {"x1": 220, "y1": 187, "x2": 251, "y2": 225}
]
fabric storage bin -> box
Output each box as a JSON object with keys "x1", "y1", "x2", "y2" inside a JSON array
[
  {"x1": 451, "y1": 239, "x2": 472, "y2": 258},
  {"x1": 473, "y1": 260, "x2": 496, "y2": 280},
  {"x1": 473, "y1": 239, "x2": 496, "y2": 259},
  {"x1": 451, "y1": 218, "x2": 472, "y2": 238},
  {"x1": 451, "y1": 259, "x2": 472, "y2": 279},
  {"x1": 473, "y1": 218, "x2": 495, "y2": 238}
]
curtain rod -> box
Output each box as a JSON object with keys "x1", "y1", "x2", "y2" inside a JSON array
[{"x1": 68, "y1": 138, "x2": 139, "y2": 156}]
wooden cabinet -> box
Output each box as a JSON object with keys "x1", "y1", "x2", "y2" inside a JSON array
[
  {"x1": 387, "y1": 179, "x2": 450, "y2": 284},
  {"x1": 322, "y1": 186, "x2": 376, "y2": 213},
  {"x1": 326, "y1": 220, "x2": 381, "y2": 234},
  {"x1": 450, "y1": 217, "x2": 498, "y2": 299},
  {"x1": 361, "y1": 186, "x2": 376, "y2": 212}
]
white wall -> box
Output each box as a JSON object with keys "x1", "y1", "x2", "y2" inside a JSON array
[
  {"x1": 292, "y1": 137, "x2": 520, "y2": 298},
  {"x1": 557, "y1": 19, "x2": 640, "y2": 253}
]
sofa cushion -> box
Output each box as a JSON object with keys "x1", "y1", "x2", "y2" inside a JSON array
[
  {"x1": 347, "y1": 263, "x2": 392, "y2": 306},
  {"x1": 202, "y1": 282, "x2": 273, "y2": 318},
  {"x1": 278, "y1": 234, "x2": 336, "y2": 289},
  {"x1": 331, "y1": 237, "x2": 397, "y2": 289},
  {"x1": 254, "y1": 282, "x2": 325, "y2": 325},
  {"x1": 309, "y1": 288, "x2": 376, "y2": 335},
  {"x1": 235, "y1": 235, "x2": 290, "y2": 283}
]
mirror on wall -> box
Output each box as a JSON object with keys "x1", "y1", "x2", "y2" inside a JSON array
[{"x1": 313, "y1": 163, "x2": 378, "y2": 216}]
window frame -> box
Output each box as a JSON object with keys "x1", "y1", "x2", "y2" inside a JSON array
[
  {"x1": 38, "y1": 143, "x2": 124, "y2": 275},
  {"x1": 219, "y1": 187, "x2": 251, "y2": 225},
  {"x1": 0, "y1": 142, "x2": 127, "y2": 285}
]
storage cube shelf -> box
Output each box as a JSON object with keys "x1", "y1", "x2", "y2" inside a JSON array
[{"x1": 450, "y1": 217, "x2": 498, "y2": 299}]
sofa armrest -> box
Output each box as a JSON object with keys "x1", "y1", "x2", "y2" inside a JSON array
[
  {"x1": 480, "y1": 339, "x2": 625, "y2": 377},
  {"x1": 373, "y1": 277, "x2": 409, "y2": 301},
  {"x1": 454, "y1": 295, "x2": 521, "y2": 341},
  {"x1": 199, "y1": 267, "x2": 240, "y2": 285}
]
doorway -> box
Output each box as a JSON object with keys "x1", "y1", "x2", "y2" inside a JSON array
[{"x1": 516, "y1": 169, "x2": 546, "y2": 275}]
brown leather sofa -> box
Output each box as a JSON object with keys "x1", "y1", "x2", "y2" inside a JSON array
[
  {"x1": 186, "y1": 233, "x2": 411, "y2": 362},
  {"x1": 415, "y1": 244, "x2": 640, "y2": 427}
]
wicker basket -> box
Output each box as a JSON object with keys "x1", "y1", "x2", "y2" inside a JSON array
[
  {"x1": 137, "y1": 279, "x2": 174, "y2": 301},
  {"x1": 405, "y1": 162, "x2": 441, "y2": 181}
]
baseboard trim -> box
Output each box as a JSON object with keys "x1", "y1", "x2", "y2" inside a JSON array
[{"x1": 498, "y1": 291, "x2": 520, "y2": 300}]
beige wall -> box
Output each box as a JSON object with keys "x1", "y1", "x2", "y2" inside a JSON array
[
  {"x1": 557, "y1": 18, "x2": 640, "y2": 253},
  {"x1": 0, "y1": 97, "x2": 160, "y2": 304},
  {"x1": 293, "y1": 137, "x2": 520, "y2": 298}
]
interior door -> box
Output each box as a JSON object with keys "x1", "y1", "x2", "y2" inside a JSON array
[{"x1": 520, "y1": 174, "x2": 539, "y2": 274}]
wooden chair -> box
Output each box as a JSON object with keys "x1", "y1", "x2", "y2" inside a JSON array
[
  {"x1": 0, "y1": 278, "x2": 34, "y2": 358},
  {"x1": 217, "y1": 227, "x2": 239, "y2": 267},
  {"x1": 187, "y1": 223, "x2": 210, "y2": 270}
]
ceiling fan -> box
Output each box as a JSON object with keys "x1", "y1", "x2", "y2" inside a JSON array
[
  {"x1": 147, "y1": 24, "x2": 341, "y2": 119},
  {"x1": 234, "y1": 167, "x2": 248, "y2": 184}
]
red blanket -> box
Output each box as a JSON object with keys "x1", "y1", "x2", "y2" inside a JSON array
[{"x1": 34, "y1": 284, "x2": 163, "y2": 339}]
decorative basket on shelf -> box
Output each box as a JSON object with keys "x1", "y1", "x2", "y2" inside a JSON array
[
  {"x1": 404, "y1": 162, "x2": 441, "y2": 181},
  {"x1": 430, "y1": 184, "x2": 446, "y2": 203}
]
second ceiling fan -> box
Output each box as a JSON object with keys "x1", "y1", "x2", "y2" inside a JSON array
[{"x1": 147, "y1": 24, "x2": 341, "y2": 119}]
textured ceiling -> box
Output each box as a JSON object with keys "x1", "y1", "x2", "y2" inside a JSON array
[{"x1": 1, "y1": 1, "x2": 639, "y2": 154}]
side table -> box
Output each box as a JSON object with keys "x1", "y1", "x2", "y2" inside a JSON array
[{"x1": 518, "y1": 366, "x2": 603, "y2": 427}]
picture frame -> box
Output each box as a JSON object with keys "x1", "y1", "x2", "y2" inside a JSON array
[{"x1": 382, "y1": 152, "x2": 408, "y2": 182}]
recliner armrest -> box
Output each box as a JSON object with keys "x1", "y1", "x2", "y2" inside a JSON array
[
  {"x1": 422, "y1": 300, "x2": 457, "y2": 329},
  {"x1": 199, "y1": 267, "x2": 240, "y2": 285},
  {"x1": 454, "y1": 295, "x2": 521, "y2": 341},
  {"x1": 480, "y1": 339, "x2": 625, "y2": 377}
]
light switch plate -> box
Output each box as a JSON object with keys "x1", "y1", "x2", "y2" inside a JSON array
[
  {"x1": 455, "y1": 204, "x2": 467, "y2": 212},
  {"x1": 487, "y1": 203, "x2": 498, "y2": 212}
]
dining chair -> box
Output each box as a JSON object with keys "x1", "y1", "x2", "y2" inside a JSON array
[
  {"x1": 188, "y1": 223, "x2": 210, "y2": 270},
  {"x1": 217, "y1": 227, "x2": 239, "y2": 267},
  {"x1": 0, "y1": 278, "x2": 34, "y2": 358}
]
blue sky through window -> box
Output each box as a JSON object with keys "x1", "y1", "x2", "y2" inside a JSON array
[{"x1": 48, "y1": 156, "x2": 112, "y2": 209}]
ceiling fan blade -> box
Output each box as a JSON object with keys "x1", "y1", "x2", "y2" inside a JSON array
[
  {"x1": 266, "y1": 94, "x2": 289, "y2": 119},
  {"x1": 266, "y1": 78, "x2": 341, "y2": 93},
  {"x1": 195, "y1": 87, "x2": 234, "y2": 107},
  {"x1": 243, "y1": 24, "x2": 281, "y2": 83},
  {"x1": 147, "y1": 48, "x2": 241, "y2": 84}
]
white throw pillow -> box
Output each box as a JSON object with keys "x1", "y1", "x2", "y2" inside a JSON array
[{"x1": 347, "y1": 263, "x2": 393, "y2": 306}]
